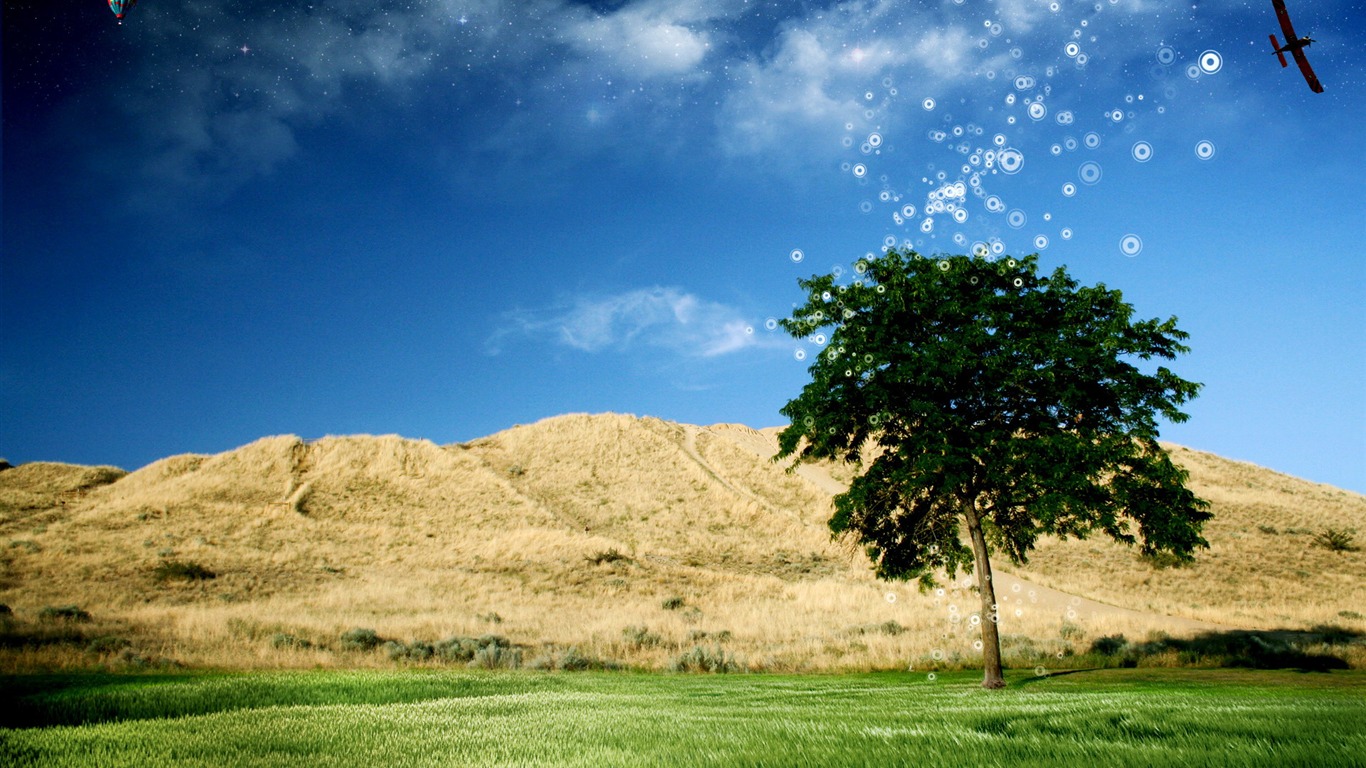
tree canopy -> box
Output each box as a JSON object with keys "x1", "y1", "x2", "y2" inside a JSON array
[{"x1": 775, "y1": 249, "x2": 1211, "y2": 687}]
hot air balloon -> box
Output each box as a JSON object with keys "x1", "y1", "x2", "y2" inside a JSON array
[{"x1": 109, "y1": 0, "x2": 138, "y2": 23}]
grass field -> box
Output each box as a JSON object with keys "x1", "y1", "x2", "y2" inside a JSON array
[{"x1": 3, "y1": 668, "x2": 1363, "y2": 767}]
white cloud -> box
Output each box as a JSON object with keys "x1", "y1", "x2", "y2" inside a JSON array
[
  {"x1": 566, "y1": 5, "x2": 713, "y2": 78},
  {"x1": 491, "y1": 287, "x2": 785, "y2": 358}
]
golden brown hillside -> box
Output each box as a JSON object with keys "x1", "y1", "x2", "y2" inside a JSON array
[{"x1": 0, "y1": 413, "x2": 1361, "y2": 672}]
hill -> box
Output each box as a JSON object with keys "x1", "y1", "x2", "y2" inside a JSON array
[{"x1": 1, "y1": 413, "x2": 1361, "y2": 672}]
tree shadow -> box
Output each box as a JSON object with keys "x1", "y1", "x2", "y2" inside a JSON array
[{"x1": 1086, "y1": 624, "x2": 1361, "y2": 672}]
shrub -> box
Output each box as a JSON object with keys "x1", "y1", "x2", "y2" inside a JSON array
[
  {"x1": 1339, "y1": 611, "x2": 1363, "y2": 620},
  {"x1": 477, "y1": 612, "x2": 504, "y2": 624},
  {"x1": 340, "y1": 628, "x2": 384, "y2": 651},
  {"x1": 471, "y1": 644, "x2": 522, "y2": 669},
  {"x1": 878, "y1": 620, "x2": 905, "y2": 636},
  {"x1": 271, "y1": 632, "x2": 314, "y2": 650},
  {"x1": 1139, "y1": 550, "x2": 1189, "y2": 569},
  {"x1": 1089, "y1": 634, "x2": 1129, "y2": 656},
  {"x1": 1059, "y1": 622, "x2": 1084, "y2": 641},
  {"x1": 622, "y1": 625, "x2": 662, "y2": 648},
  {"x1": 435, "y1": 634, "x2": 512, "y2": 664},
  {"x1": 587, "y1": 549, "x2": 632, "y2": 566},
  {"x1": 39, "y1": 605, "x2": 91, "y2": 622},
  {"x1": 1312, "y1": 528, "x2": 1359, "y2": 553},
  {"x1": 670, "y1": 644, "x2": 740, "y2": 673},
  {"x1": 153, "y1": 560, "x2": 216, "y2": 582},
  {"x1": 687, "y1": 629, "x2": 733, "y2": 643},
  {"x1": 662, "y1": 596, "x2": 686, "y2": 611},
  {"x1": 86, "y1": 636, "x2": 133, "y2": 654},
  {"x1": 0, "y1": 604, "x2": 10, "y2": 615},
  {"x1": 1257, "y1": 525, "x2": 1279, "y2": 535},
  {"x1": 386, "y1": 640, "x2": 436, "y2": 662}
]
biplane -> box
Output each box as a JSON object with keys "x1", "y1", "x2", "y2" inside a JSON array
[{"x1": 1270, "y1": 0, "x2": 1324, "y2": 93}]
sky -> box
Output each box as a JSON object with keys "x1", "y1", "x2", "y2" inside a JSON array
[{"x1": 2, "y1": 0, "x2": 1363, "y2": 493}]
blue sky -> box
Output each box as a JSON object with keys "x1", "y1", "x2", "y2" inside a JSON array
[{"x1": 3, "y1": 0, "x2": 1362, "y2": 493}]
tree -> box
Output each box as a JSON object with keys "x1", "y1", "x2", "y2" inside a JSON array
[{"x1": 774, "y1": 249, "x2": 1211, "y2": 689}]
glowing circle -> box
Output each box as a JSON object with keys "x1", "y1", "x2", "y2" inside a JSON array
[
  {"x1": 1014, "y1": 75, "x2": 1035, "y2": 90},
  {"x1": 1061, "y1": 227, "x2": 1073, "y2": 239},
  {"x1": 922, "y1": 97, "x2": 937, "y2": 111},
  {"x1": 997, "y1": 148, "x2": 1024, "y2": 174},
  {"x1": 901, "y1": 204, "x2": 917, "y2": 218},
  {"x1": 1055, "y1": 110, "x2": 1074, "y2": 125},
  {"x1": 1083, "y1": 132, "x2": 1101, "y2": 149},
  {"x1": 1157, "y1": 45, "x2": 1175, "y2": 65},
  {"x1": 1062, "y1": 182, "x2": 1077, "y2": 197},
  {"x1": 794, "y1": 349, "x2": 806, "y2": 361},
  {"x1": 868, "y1": 132, "x2": 883, "y2": 148},
  {"x1": 1034, "y1": 235, "x2": 1049, "y2": 250},
  {"x1": 790, "y1": 249, "x2": 804, "y2": 263},
  {"x1": 852, "y1": 164, "x2": 867, "y2": 178},
  {"x1": 953, "y1": 208, "x2": 968, "y2": 223},
  {"x1": 985, "y1": 195, "x2": 1004, "y2": 213},
  {"x1": 1120, "y1": 233, "x2": 1143, "y2": 256},
  {"x1": 1195, "y1": 139, "x2": 1216, "y2": 160},
  {"x1": 1028, "y1": 102, "x2": 1047, "y2": 120},
  {"x1": 1035, "y1": 666, "x2": 1047, "y2": 676},
  {"x1": 1186, "y1": 63, "x2": 1201, "y2": 80},
  {"x1": 1131, "y1": 141, "x2": 1153, "y2": 162},
  {"x1": 1007, "y1": 209, "x2": 1027, "y2": 228},
  {"x1": 928, "y1": 672, "x2": 938, "y2": 681},
  {"x1": 1078, "y1": 161, "x2": 1102, "y2": 185},
  {"x1": 1065, "y1": 42, "x2": 1080, "y2": 57},
  {"x1": 1199, "y1": 49, "x2": 1223, "y2": 74},
  {"x1": 886, "y1": 593, "x2": 897, "y2": 603}
]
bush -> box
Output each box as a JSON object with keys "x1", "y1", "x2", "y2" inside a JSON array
[
  {"x1": 434, "y1": 634, "x2": 513, "y2": 664},
  {"x1": 1089, "y1": 634, "x2": 1129, "y2": 656},
  {"x1": 471, "y1": 644, "x2": 522, "y2": 669},
  {"x1": 1312, "y1": 528, "x2": 1359, "y2": 553},
  {"x1": 340, "y1": 628, "x2": 384, "y2": 651},
  {"x1": 587, "y1": 549, "x2": 632, "y2": 566},
  {"x1": 39, "y1": 605, "x2": 91, "y2": 622},
  {"x1": 878, "y1": 620, "x2": 905, "y2": 636},
  {"x1": 1059, "y1": 622, "x2": 1084, "y2": 641},
  {"x1": 153, "y1": 560, "x2": 216, "y2": 582},
  {"x1": 687, "y1": 629, "x2": 733, "y2": 643},
  {"x1": 0, "y1": 604, "x2": 10, "y2": 616},
  {"x1": 670, "y1": 644, "x2": 740, "y2": 673},
  {"x1": 86, "y1": 636, "x2": 133, "y2": 654},
  {"x1": 271, "y1": 632, "x2": 314, "y2": 650},
  {"x1": 622, "y1": 625, "x2": 662, "y2": 648},
  {"x1": 1257, "y1": 525, "x2": 1279, "y2": 535},
  {"x1": 662, "y1": 596, "x2": 686, "y2": 611}
]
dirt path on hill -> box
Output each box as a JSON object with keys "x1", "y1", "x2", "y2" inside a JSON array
[{"x1": 706, "y1": 423, "x2": 1228, "y2": 635}]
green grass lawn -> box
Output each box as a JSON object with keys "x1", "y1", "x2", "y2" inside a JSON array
[{"x1": 3, "y1": 668, "x2": 1363, "y2": 767}]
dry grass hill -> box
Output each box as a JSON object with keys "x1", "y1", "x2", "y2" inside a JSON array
[{"x1": 1, "y1": 413, "x2": 1362, "y2": 673}]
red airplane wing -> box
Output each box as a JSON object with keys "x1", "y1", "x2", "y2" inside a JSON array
[
  {"x1": 1290, "y1": 47, "x2": 1325, "y2": 92},
  {"x1": 1270, "y1": 34, "x2": 1288, "y2": 67},
  {"x1": 1273, "y1": 0, "x2": 1299, "y2": 41}
]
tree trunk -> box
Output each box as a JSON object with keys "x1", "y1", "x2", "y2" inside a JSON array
[{"x1": 963, "y1": 501, "x2": 1006, "y2": 689}]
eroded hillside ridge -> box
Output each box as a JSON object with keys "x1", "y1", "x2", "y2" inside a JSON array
[{"x1": 1, "y1": 412, "x2": 1362, "y2": 672}]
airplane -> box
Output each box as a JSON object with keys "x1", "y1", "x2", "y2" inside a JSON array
[{"x1": 1269, "y1": 0, "x2": 1324, "y2": 93}]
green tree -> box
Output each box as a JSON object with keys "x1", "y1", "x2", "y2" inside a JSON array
[{"x1": 775, "y1": 249, "x2": 1211, "y2": 689}]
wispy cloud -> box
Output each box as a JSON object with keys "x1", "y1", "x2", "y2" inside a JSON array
[
  {"x1": 70, "y1": 0, "x2": 1209, "y2": 202},
  {"x1": 489, "y1": 287, "x2": 786, "y2": 358}
]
